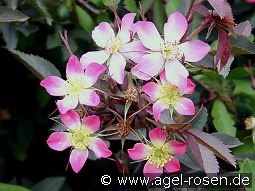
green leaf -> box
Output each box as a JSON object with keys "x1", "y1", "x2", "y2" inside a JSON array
[
  {"x1": 75, "y1": 5, "x2": 95, "y2": 34},
  {"x1": 5, "y1": 47, "x2": 61, "y2": 80},
  {"x1": 231, "y1": 35, "x2": 255, "y2": 55},
  {"x1": 226, "y1": 67, "x2": 250, "y2": 80},
  {"x1": 89, "y1": 0, "x2": 105, "y2": 7},
  {"x1": 191, "y1": 54, "x2": 214, "y2": 69},
  {"x1": 153, "y1": 0, "x2": 165, "y2": 34},
  {"x1": 30, "y1": 0, "x2": 53, "y2": 25},
  {"x1": 233, "y1": 80, "x2": 255, "y2": 96},
  {"x1": 102, "y1": 0, "x2": 121, "y2": 7},
  {"x1": 32, "y1": 177, "x2": 65, "y2": 191},
  {"x1": 124, "y1": 0, "x2": 139, "y2": 14},
  {"x1": 165, "y1": 0, "x2": 181, "y2": 16},
  {"x1": 0, "y1": 6, "x2": 29, "y2": 22},
  {"x1": 239, "y1": 158, "x2": 255, "y2": 191},
  {"x1": 211, "y1": 99, "x2": 236, "y2": 137},
  {"x1": 96, "y1": 12, "x2": 111, "y2": 23},
  {"x1": 0, "y1": 183, "x2": 31, "y2": 191},
  {"x1": 0, "y1": 23, "x2": 17, "y2": 49},
  {"x1": 140, "y1": 0, "x2": 153, "y2": 13},
  {"x1": 189, "y1": 106, "x2": 208, "y2": 130},
  {"x1": 212, "y1": 132, "x2": 243, "y2": 148}
]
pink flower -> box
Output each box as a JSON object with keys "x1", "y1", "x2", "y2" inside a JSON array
[
  {"x1": 80, "y1": 13, "x2": 147, "y2": 84},
  {"x1": 40, "y1": 55, "x2": 106, "y2": 114},
  {"x1": 47, "y1": 110, "x2": 112, "y2": 173},
  {"x1": 131, "y1": 12, "x2": 210, "y2": 89},
  {"x1": 128, "y1": 127, "x2": 186, "y2": 180},
  {"x1": 142, "y1": 70, "x2": 195, "y2": 121},
  {"x1": 246, "y1": 0, "x2": 255, "y2": 3}
]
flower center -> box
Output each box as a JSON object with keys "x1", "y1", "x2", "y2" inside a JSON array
[
  {"x1": 116, "y1": 121, "x2": 131, "y2": 137},
  {"x1": 159, "y1": 83, "x2": 182, "y2": 106},
  {"x1": 65, "y1": 76, "x2": 85, "y2": 96},
  {"x1": 124, "y1": 87, "x2": 140, "y2": 102},
  {"x1": 147, "y1": 144, "x2": 173, "y2": 168},
  {"x1": 106, "y1": 37, "x2": 122, "y2": 54},
  {"x1": 68, "y1": 128, "x2": 90, "y2": 150},
  {"x1": 161, "y1": 41, "x2": 182, "y2": 61}
]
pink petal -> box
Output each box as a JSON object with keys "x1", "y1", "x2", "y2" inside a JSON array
[
  {"x1": 79, "y1": 89, "x2": 100, "y2": 107},
  {"x1": 183, "y1": 79, "x2": 196, "y2": 95},
  {"x1": 167, "y1": 140, "x2": 186, "y2": 155},
  {"x1": 108, "y1": 52, "x2": 126, "y2": 84},
  {"x1": 165, "y1": 59, "x2": 188, "y2": 90},
  {"x1": 82, "y1": 115, "x2": 100, "y2": 134},
  {"x1": 84, "y1": 63, "x2": 106, "y2": 87},
  {"x1": 159, "y1": 70, "x2": 167, "y2": 84},
  {"x1": 178, "y1": 40, "x2": 211, "y2": 62},
  {"x1": 80, "y1": 50, "x2": 110, "y2": 69},
  {"x1": 127, "y1": 143, "x2": 150, "y2": 160},
  {"x1": 57, "y1": 95, "x2": 78, "y2": 114},
  {"x1": 60, "y1": 110, "x2": 81, "y2": 129},
  {"x1": 149, "y1": 127, "x2": 167, "y2": 145},
  {"x1": 69, "y1": 149, "x2": 88, "y2": 173},
  {"x1": 88, "y1": 137, "x2": 112, "y2": 158},
  {"x1": 143, "y1": 162, "x2": 163, "y2": 180},
  {"x1": 118, "y1": 13, "x2": 136, "y2": 44},
  {"x1": 40, "y1": 76, "x2": 67, "y2": 96},
  {"x1": 164, "y1": 12, "x2": 188, "y2": 42},
  {"x1": 47, "y1": 132, "x2": 71, "y2": 151},
  {"x1": 92, "y1": 22, "x2": 115, "y2": 48},
  {"x1": 174, "y1": 97, "x2": 195, "y2": 115},
  {"x1": 164, "y1": 157, "x2": 181, "y2": 173},
  {"x1": 152, "y1": 100, "x2": 168, "y2": 122},
  {"x1": 135, "y1": 21, "x2": 162, "y2": 51},
  {"x1": 142, "y1": 82, "x2": 160, "y2": 101},
  {"x1": 66, "y1": 55, "x2": 84, "y2": 78},
  {"x1": 131, "y1": 53, "x2": 164, "y2": 80}
]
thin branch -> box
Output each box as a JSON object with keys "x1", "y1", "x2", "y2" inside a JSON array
[{"x1": 77, "y1": 0, "x2": 101, "y2": 15}]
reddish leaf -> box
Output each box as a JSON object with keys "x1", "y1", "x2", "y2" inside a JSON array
[
  {"x1": 207, "y1": 0, "x2": 233, "y2": 20},
  {"x1": 234, "y1": 21, "x2": 252, "y2": 37},
  {"x1": 193, "y1": 3, "x2": 209, "y2": 17}
]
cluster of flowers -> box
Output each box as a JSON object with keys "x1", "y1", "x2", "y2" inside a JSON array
[{"x1": 40, "y1": 12, "x2": 210, "y2": 179}]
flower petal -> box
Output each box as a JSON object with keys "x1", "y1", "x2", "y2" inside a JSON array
[
  {"x1": 79, "y1": 89, "x2": 100, "y2": 107},
  {"x1": 82, "y1": 115, "x2": 100, "y2": 134},
  {"x1": 60, "y1": 110, "x2": 81, "y2": 129},
  {"x1": 66, "y1": 55, "x2": 84, "y2": 78},
  {"x1": 92, "y1": 22, "x2": 115, "y2": 48},
  {"x1": 127, "y1": 143, "x2": 150, "y2": 160},
  {"x1": 143, "y1": 162, "x2": 163, "y2": 180},
  {"x1": 149, "y1": 127, "x2": 167, "y2": 145},
  {"x1": 142, "y1": 82, "x2": 160, "y2": 101},
  {"x1": 69, "y1": 149, "x2": 88, "y2": 173},
  {"x1": 47, "y1": 132, "x2": 71, "y2": 151},
  {"x1": 40, "y1": 76, "x2": 67, "y2": 96},
  {"x1": 135, "y1": 21, "x2": 162, "y2": 51},
  {"x1": 118, "y1": 13, "x2": 136, "y2": 44},
  {"x1": 164, "y1": 157, "x2": 181, "y2": 173},
  {"x1": 167, "y1": 140, "x2": 186, "y2": 155},
  {"x1": 152, "y1": 100, "x2": 168, "y2": 122},
  {"x1": 174, "y1": 97, "x2": 195, "y2": 115},
  {"x1": 131, "y1": 53, "x2": 164, "y2": 80},
  {"x1": 165, "y1": 59, "x2": 188, "y2": 90},
  {"x1": 89, "y1": 137, "x2": 112, "y2": 158},
  {"x1": 178, "y1": 40, "x2": 211, "y2": 62},
  {"x1": 159, "y1": 70, "x2": 167, "y2": 84},
  {"x1": 183, "y1": 79, "x2": 196, "y2": 95},
  {"x1": 80, "y1": 50, "x2": 110, "y2": 69},
  {"x1": 164, "y1": 12, "x2": 188, "y2": 42},
  {"x1": 108, "y1": 52, "x2": 126, "y2": 84},
  {"x1": 84, "y1": 63, "x2": 106, "y2": 87},
  {"x1": 57, "y1": 95, "x2": 78, "y2": 114}
]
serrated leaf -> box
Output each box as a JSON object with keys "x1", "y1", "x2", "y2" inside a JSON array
[
  {"x1": 233, "y1": 80, "x2": 255, "y2": 96},
  {"x1": 186, "y1": 128, "x2": 236, "y2": 167},
  {"x1": 75, "y1": 5, "x2": 95, "y2": 34},
  {"x1": 211, "y1": 99, "x2": 236, "y2": 137},
  {"x1": 217, "y1": 54, "x2": 234, "y2": 78},
  {"x1": 102, "y1": 0, "x2": 120, "y2": 7},
  {"x1": 191, "y1": 54, "x2": 214, "y2": 69},
  {"x1": 0, "y1": 6, "x2": 29, "y2": 22},
  {"x1": 0, "y1": 183, "x2": 31, "y2": 191},
  {"x1": 32, "y1": 177, "x2": 65, "y2": 191},
  {"x1": 189, "y1": 106, "x2": 208, "y2": 130},
  {"x1": 30, "y1": 0, "x2": 53, "y2": 25},
  {"x1": 226, "y1": 68, "x2": 250, "y2": 81},
  {"x1": 165, "y1": 0, "x2": 181, "y2": 16},
  {"x1": 124, "y1": 0, "x2": 139, "y2": 14},
  {"x1": 234, "y1": 21, "x2": 252, "y2": 37},
  {"x1": 239, "y1": 158, "x2": 255, "y2": 191},
  {"x1": 5, "y1": 48, "x2": 61, "y2": 80},
  {"x1": 212, "y1": 132, "x2": 243, "y2": 148},
  {"x1": 231, "y1": 35, "x2": 255, "y2": 55},
  {"x1": 0, "y1": 23, "x2": 17, "y2": 49},
  {"x1": 207, "y1": 0, "x2": 232, "y2": 19}
]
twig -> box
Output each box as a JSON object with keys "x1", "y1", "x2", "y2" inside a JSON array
[{"x1": 77, "y1": 0, "x2": 101, "y2": 15}]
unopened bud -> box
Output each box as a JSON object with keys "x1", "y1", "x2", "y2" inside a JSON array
[{"x1": 244, "y1": 116, "x2": 255, "y2": 130}]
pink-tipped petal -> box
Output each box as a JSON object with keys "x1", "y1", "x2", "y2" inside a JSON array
[
  {"x1": 108, "y1": 52, "x2": 126, "y2": 84},
  {"x1": 60, "y1": 110, "x2": 81, "y2": 129},
  {"x1": 178, "y1": 40, "x2": 210, "y2": 62},
  {"x1": 152, "y1": 100, "x2": 168, "y2": 122},
  {"x1": 66, "y1": 55, "x2": 84, "y2": 78},
  {"x1": 69, "y1": 149, "x2": 88, "y2": 173},
  {"x1": 174, "y1": 97, "x2": 195, "y2": 115},
  {"x1": 40, "y1": 76, "x2": 67, "y2": 96},
  {"x1": 165, "y1": 59, "x2": 188, "y2": 89},
  {"x1": 183, "y1": 79, "x2": 196, "y2": 95},
  {"x1": 131, "y1": 53, "x2": 164, "y2": 80},
  {"x1": 149, "y1": 127, "x2": 167, "y2": 145},
  {"x1": 82, "y1": 115, "x2": 100, "y2": 134},
  {"x1": 127, "y1": 143, "x2": 150, "y2": 160},
  {"x1": 118, "y1": 13, "x2": 136, "y2": 44},
  {"x1": 142, "y1": 82, "x2": 160, "y2": 101},
  {"x1": 159, "y1": 70, "x2": 167, "y2": 84},
  {"x1": 79, "y1": 89, "x2": 100, "y2": 107},
  {"x1": 135, "y1": 21, "x2": 162, "y2": 51},
  {"x1": 57, "y1": 95, "x2": 78, "y2": 114},
  {"x1": 84, "y1": 63, "x2": 106, "y2": 87},
  {"x1": 47, "y1": 132, "x2": 71, "y2": 151},
  {"x1": 164, "y1": 157, "x2": 181, "y2": 173},
  {"x1": 143, "y1": 162, "x2": 163, "y2": 180},
  {"x1": 80, "y1": 51, "x2": 110, "y2": 69},
  {"x1": 167, "y1": 140, "x2": 186, "y2": 155},
  {"x1": 164, "y1": 12, "x2": 188, "y2": 42},
  {"x1": 92, "y1": 22, "x2": 115, "y2": 48},
  {"x1": 89, "y1": 137, "x2": 112, "y2": 158}
]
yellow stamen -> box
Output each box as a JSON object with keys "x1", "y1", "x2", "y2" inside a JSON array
[
  {"x1": 68, "y1": 128, "x2": 90, "y2": 150},
  {"x1": 105, "y1": 37, "x2": 122, "y2": 54},
  {"x1": 159, "y1": 83, "x2": 182, "y2": 106},
  {"x1": 161, "y1": 41, "x2": 182, "y2": 61},
  {"x1": 65, "y1": 75, "x2": 85, "y2": 96}
]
